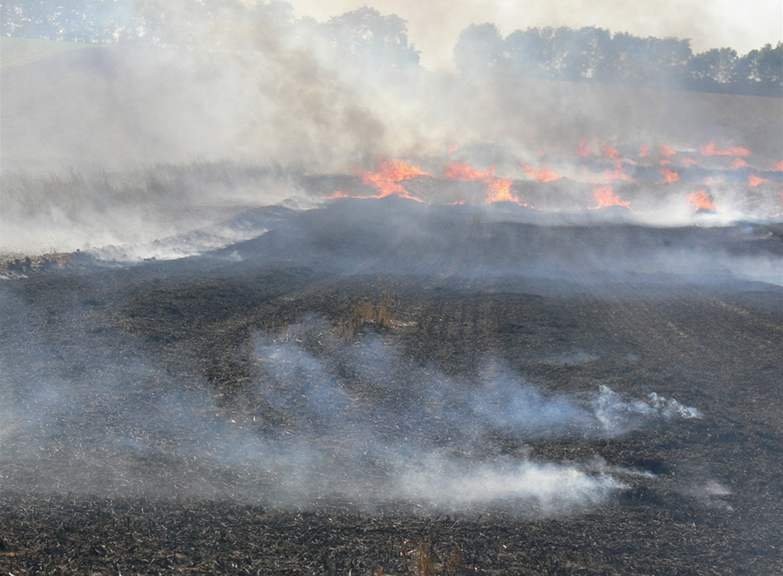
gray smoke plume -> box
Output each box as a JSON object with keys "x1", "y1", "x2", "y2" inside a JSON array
[
  {"x1": 0, "y1": 299, "x2": 703, "y2": 512},
  {"x1": 3, "y1": 1, "x2": 781, "y2": 258}
]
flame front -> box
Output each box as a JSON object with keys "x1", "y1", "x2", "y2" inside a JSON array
[
  {"x1": 445, "y1": 162, "x2": 495, "y2": 182},
  {"x1": 523, "y1": 164, "x2": 562, "y2": 183},
  {"x1": 748, "y1": 175, "x2": 768, "y2": 188},
  {"x1": 689, "y1": 190, "x2": 716, "y2": 211},
  {"x1": 605, "y1": 161, "x2": 632, "y2": 182},
  {"x1": 604, "y1": 145, "x2": 620, "y2": 160},
  {"x1": 445, "y1": 162, "x2": 525, "y2": 205},
  {"x1": 701, "y1": 142, "x2": 752, "y2": 158},
  {"x1": 593, "y1": 186, "x2": 630, "y2": 209},
  {"x1": 577, "y1": 139, "x2": 593, "y2": 158},
  {"x1": 362, "y1": 160, "x2": 429, "y2": 202},
  {"x1": 486, "y1": 178, "x2": 525, "y2": 205},
  {"x1": 661, "y1": 168, "x2": 680, "y2": 184}
]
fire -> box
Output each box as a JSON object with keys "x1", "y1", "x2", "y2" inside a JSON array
[
  {"x1": 486, "y1": 178, "x2": 524, "y2": 205},
  {"x1": 327, "y1": 191, "x2": 351, "y2": 200},
  {"x1": 522, "y1": 164, "x2": 561, "y2": 183},
  {"x1": 372, "y1": 160, "x2": 429, "y2": 183},
  {"x1": 605, "y1": 161, "x2": 632, "y2": 182},
  {"x1": 639, "y1": 145, "x2": 649, "y2": 158},
  {"x1": 362, "y1": 160, "x2": 428, "y2": 202},
  {"x1": 660, "y1": 145, "x2": 677, "y2": 158},
  {"x1": 444, "y1": 162, "x2": 524, "y2": 205},
  {"x1": 700, "y1": 142, "x2": 752, "y2": 158},
  {"x1": 593, "y1": 186, "x2": 630, "y2": 209},
  {"x1": 444, "y1": 162, "x2": 495, "y2": 182},
  {"x1": 577, "y1": 139, "x2": 593, "y2": 158},
  {"x1": 688, "y1": 190, "x2": 716, "y2": 211},
  {"x1": 773, "y1": 161, "x2": 783, "y2": 172},
  {"x1": 604, "y1": 145, "x2": 621, "y2": 160},
  {"x1": 661, "y1": 168, "x2": 680, "y2": 184},
  {"x1": 659, "y1": 159, "x2": 672, "y2": 166},
  {"x1": 748, "y1": 175, "x2": 768, "y2": 188},
  {"x1": 681, "y1": 157, "x2": 697, "y2": 167},
  {"x1": 731, "y1": 158, "x2": 749, "y2": 169}
]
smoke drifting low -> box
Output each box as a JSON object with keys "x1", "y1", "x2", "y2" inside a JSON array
[
  {"x1": 0, "y1": 292, "x2": 702, "y2": 512},
  {"x1": 2, "y1": 1, "x2": 781, "y2": 257}
]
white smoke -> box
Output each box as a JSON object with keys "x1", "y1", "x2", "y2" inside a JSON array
[
  {"x1": 393, "y1": 457, "x2": 625, "y2": 512},
  {"x1": 0, "y1": 302, "x2": 704, "y2": 512}
]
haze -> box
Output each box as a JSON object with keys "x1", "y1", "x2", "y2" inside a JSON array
[{"x1": 290, "y1": 0, "x2": 783, "y2": 69}]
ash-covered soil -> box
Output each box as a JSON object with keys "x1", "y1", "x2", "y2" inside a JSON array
[{"x1": 1, "y1": 201, "x2": 782, "y2": 575}]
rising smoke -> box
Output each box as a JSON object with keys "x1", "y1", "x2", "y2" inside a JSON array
[
  {"x1": 0, "y1": 298, "x2": 703, "y2": 512},
  {"x1": 2, "y1": 1, "x2": 781, "y2": 257}
]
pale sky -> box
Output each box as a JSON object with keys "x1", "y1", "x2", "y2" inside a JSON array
[{"x1": 290, "y1": 0, "x2": 783, "y2": 69}]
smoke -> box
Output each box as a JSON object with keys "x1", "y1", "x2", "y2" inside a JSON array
[
  {"x1": 289, "y1": 0, "x2": 783, "y2": 70},
  {"x1": 0, "y1": 296, "x2": 704, "y2": 512},
  {"x1": 2, "y1": 1, "x2": 781, "y2": 258},
  {"x1": 1, "y1": 6, "x2": 387, "y2": 172},
  {"x1": 393, "y1": 457, "x2": 623, "y2": 512}
]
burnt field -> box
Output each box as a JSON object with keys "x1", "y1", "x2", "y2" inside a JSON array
[{"x1": 1, "y1": 200, "x2": 782, "y2": 575}]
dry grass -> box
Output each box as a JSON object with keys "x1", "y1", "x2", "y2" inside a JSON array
[
  {"x1": 0, "y1": 252, "x2": 73, "y2": 274},
  {"x1": 415, "y1": 541, "x2": 434, "y2": 576},
  {"x1": 338, "y1": 292, "x2": 397, "y2": 338}
]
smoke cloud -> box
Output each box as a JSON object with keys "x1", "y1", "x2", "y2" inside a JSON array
[
  {"x1": 1, "y1": 1, "x2": 781, "y2": 258},
  {"x1": 290, "y1": 0, "x2": 783, "y2": 70},
  {"x1": 0, "y1": 300, "x2": 704, "y2": 513}
]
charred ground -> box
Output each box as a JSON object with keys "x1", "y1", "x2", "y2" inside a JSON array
[{"x1": 1, "y1": 200, "x2": 782, "y2": 575}]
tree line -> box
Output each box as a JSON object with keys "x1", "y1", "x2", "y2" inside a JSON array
[
  {"x1": 455, "y1": 24, "x2": 782, "y2": 97},
  {"x1": 3, "y1": 2, "x2": 781, "y2": 97}
]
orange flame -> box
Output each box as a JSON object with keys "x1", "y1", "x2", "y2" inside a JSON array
[
  {"x1": 661, "y1": 168, "x2": 680, "y2": 184},
  {"x1": 523, "y1": 164, "x2": 562, "y2": 183},
  {"x1": 689, "y1": 190, "x2": 716, "y2": 211},
  {"x1": 605, "y1": 160, "x2": 633, "y2": 182},
  {"x1": 444, "y1": 162, "x2": 524, "y2": 205},
  {"x1": 362, "y1": 160, "x2": 428, "y2": 202},
  {"x1": 772, "y1": 160, "x2": 783, "y2": 172},
  {"x1": 639, "y1": 144, "x2": 650, "y2": 158},
  {"x1": 577, "y1": 139, "x2": 593, "y2": 158},
  {"x1": 748, "y1": 175, "x2": 768, "y2": 188},
  {"x1": 731, "y1": 158, "x2": 749, "y2": 169},
  {"x1": 486, "y1": 178, "x2": 524, "y2": 205},
  {"x1": 660, "y1": 145, "x2": 677, "y2": 158},
  {"x1": 701, "y1": 142, "x2": 751, "y2": 158},
  {"x1": 444, "y1": 162, "x2": 495, "y2": 182},
  {"x1": 593, "y1": 186, "x2": 630, "y2": 209},
  {"x1": 604, "y1": 145, "x2": 621, "y2": 160}
]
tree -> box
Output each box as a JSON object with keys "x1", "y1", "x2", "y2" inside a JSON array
[
  {"x1": 610, "y1": 34, "x2": 691, "y2": 85},
  {"x1": 559, "y1": 27, "x2": 613, "y2": 81},
  {"x1": 322, "y1": 7, "x2": 419, "y2": 73},
  {"x1": 454, "y1": 23, "x2": 504, "y2": 76},
  {"x1": 755, "y1": 43, "x2": 783, "y2": 93},
  {"x1": 505, "y1": 29, "x2": 549, "y2": 78},
  {"x1": 688, "y1": 48, "x2": 739, "y2": 88}
]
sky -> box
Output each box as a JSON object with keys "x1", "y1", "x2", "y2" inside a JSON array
[{"x1": 289, "y1": 0, "x2": 783, "y2": 69}]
